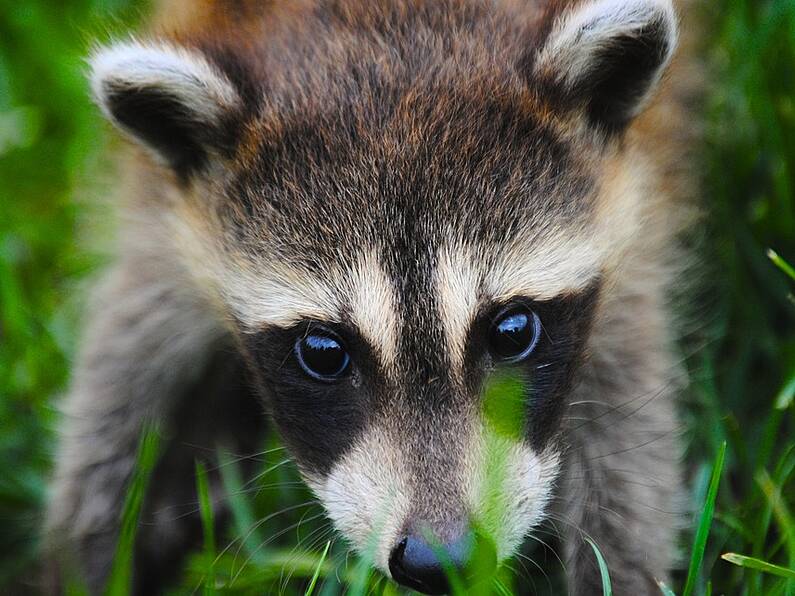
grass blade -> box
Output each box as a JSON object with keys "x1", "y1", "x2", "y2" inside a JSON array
[
  {"x1": 774, "y1": 369, "x2": 795, "y2": 410},
  {"x1": 304, "y1": 540, "x2": 331, "y2": 596},
  {"x1": 768, "y1": 249, "x2": 795, "y2": 282},
  {"x1": 756, "y1": 470, "x2": 795, "y2": 568},
  {"x1": 106, "y1": 426, "x2": 161, "y2": 596},
  {"x1": 346, "y1": 556, "x2": 372, "y2": 596},
  {"x1": 721, "y1": 553, "x2": 795, "y2": 580},
  {"x1": 493, "y1": 577, "x2": 513, "y2": 596},
  {"x1": 195, "y1": 460, "x2": 216, "y2": 596},
  {"x1": 584, "y1": 537, "x2": 612, "y2": 596},
  {"x1": 430, "y1": 539, "x2": 467, "y2": 596},
  {"x1": 683, "y1": 441, "x2": 727, "y2": 596},
  {"x1": 657, "y1": 581, "x2": 676, "y2": 596}
]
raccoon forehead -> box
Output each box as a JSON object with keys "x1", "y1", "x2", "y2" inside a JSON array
[{"x1": 221, "y1": 228, "x2": 600, "y2": 345}]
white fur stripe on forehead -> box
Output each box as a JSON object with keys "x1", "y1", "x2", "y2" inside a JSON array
[
  {"x1": 345, "y1": 252, "x2": 400, "y2": 363},
  {"x1": 90, "y1": 40, "x2": 240, "y2": 130},
  {"x1": 437, "y1": 246, "x2": 482, "y2": 368},
  {"x1": 437, "y1": 235, "x2": 601, "y2": 366},
  {"x1": 222, "y1": 261, "x2": 341, "y2": 328},
  {"x1": 486, "y1": 232, "x2": 602, "y2": 300},
  {"x1": 225, "y1": 251, "x2": 399, "y2": 361},
  {"x1": 169, "y1": 206, "x2": 400, "y2": 360}
]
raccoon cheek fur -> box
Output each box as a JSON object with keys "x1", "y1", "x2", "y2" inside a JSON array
[{"x1": 46, "y1": 0, "x2": 699, "y2": 593}]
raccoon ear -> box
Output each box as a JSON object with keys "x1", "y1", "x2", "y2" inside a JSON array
[
  {"x1": 90, "y1": 41, "x2": 243, "y2": 178},
  {"x1": 530, "y1": 0, "x2": 677, "y2": 135}
]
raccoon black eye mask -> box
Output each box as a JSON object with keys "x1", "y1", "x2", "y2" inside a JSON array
[
  {"x1": 47, "y1": 0, "x2": 697, "y2": 593},
  {"x1": 242, "y1": 286, "x2": 596, "y2": 482}
]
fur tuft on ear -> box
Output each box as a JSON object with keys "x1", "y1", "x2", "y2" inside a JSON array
[
  {"x1": 90, "y1": 41, "x2": 242, "y2": 177},
  {"x1": 531, "y1": 0, "x2": 678, "y2": 134}
]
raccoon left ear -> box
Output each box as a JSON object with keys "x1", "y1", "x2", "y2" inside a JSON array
[
  {"x1": 530, "y1": 0, "x2": 677, "y2": 135},
  {"x1": 90, "y1": 41, "x2": 243, "y2": 179}
]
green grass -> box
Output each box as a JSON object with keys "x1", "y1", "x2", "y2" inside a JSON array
[
  {"x1": 682, "y1": 442, "x2": 726, "y2": 596},
  {"x1": 303, "y1": 540, "x2": 331, "y2": 596},
  {"x1": 1, "y1": 0, "x2": 794, "y2": 594},
  {"x1": 107, "y1": 427, "x2": 161, "y2": 596},
  {"x1": 584, "y1": 538, "x2": 612, "y2": 596},
  {"x1": 722, "y1": 553, "x2": 795, "y2": 581}
]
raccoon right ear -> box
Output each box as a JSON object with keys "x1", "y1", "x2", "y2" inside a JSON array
[
  {"x1": 90, "y1": 41, "x2": 243, "y2": 179},
  {"x1": 528, "y1": 0, "x2": 677, "y2": 136}
]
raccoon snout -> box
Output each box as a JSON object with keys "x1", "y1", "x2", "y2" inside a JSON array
[
  {"x1": 387, "y1": 526, "x2": 496, "y2": 594},
  {"x1": 388, "y1": 531, "x2": 470, "y2": 595}
]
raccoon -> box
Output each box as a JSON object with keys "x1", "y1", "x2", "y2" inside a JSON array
[{"x1": 45, "y1": 0, "x2": 701, "y2": 593}]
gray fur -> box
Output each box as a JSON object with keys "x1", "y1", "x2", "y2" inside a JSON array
[{"x1": 45, "y1": 0, "x2": 702, "y2": 593}]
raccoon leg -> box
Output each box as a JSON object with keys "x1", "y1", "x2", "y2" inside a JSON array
[
  {"x1": 559, "y1": 360, "x2": 683, "y2": 595},
  {"x1": 45, "y1": 257, "x2": 230, "y2": 594}
]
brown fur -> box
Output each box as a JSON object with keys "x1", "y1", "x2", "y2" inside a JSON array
[{"x1": 46, "y1": 1, "x2": 702, "y2": 593}]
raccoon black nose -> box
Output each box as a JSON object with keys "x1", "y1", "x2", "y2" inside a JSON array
[{"x1": 388, "y1": 531, "x2": 474, "y2": 595}]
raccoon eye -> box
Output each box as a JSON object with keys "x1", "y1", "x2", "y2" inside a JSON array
[
  {"x1": 295, "y1": 329, "x2": 351, "y2": 381},
  {"x1": 489, "y1": 306, "x2": 542, "y2": 363}
]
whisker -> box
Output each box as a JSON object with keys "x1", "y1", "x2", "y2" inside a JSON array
[
  {"x1": 278, "y1": 522, "x2": 335, "y2": 591},
  {"x1": 232, "y1": 511, "x2": 328, "y2": 585},
  {"x1": 515, "y1": 551, "x2": 551, "y2": 594},
  {"x1": 524, "y1": 531, "x2": 567, "y2": 575},
  {"x1": 244, "y1": 457, "x2": 293, "y2": 486},
  {"x1": 217, "y1": 499, "x2": 318, "y2": 572}
]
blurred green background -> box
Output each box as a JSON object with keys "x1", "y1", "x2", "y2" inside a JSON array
[{"x1": 0, "y1": 0, "x2": 793, "y2": 594}]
